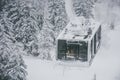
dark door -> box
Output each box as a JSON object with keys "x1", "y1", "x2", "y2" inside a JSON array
[{"x1": 58, "y1": 40, "x2": 67, "y2": 59}]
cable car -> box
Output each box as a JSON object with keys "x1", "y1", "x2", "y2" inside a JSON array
[{"x1": 56, "y1": 17, "x2": 101, "y2": 66}]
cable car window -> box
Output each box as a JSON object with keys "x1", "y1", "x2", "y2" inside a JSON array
[{"x1": 58, "y1": 40, "x2": 88, "y2": 61}]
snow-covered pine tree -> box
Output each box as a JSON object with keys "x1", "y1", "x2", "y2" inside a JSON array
[
  {"x1": 3, "y1": 0, "x2": 45, "y2": 56},
  {"x1": 73, "y1": 0, "x2": 95, "y2": 18},
  {"x1": 36, "y1": 0, "x2": 68, "y2": 59},
  {"x1": 0, "y1": 13, "x2": 27, "y2": 80},
  {"x1": 17, "y1": 0, "x2": 45, "y2": 56},
  {"x1": 1, "y1": 0, "x2": 68, "y2": 59},
  {"x1": 46, "y1": 0, "x2": 68, "y2": 44},
  {"x1": 0, "y1": 0, "x2": 9, "y2": 11}
]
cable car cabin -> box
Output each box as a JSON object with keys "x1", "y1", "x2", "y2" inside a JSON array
[{"x1": 56, "y1": 18, "x2": 101, "y2": 66}]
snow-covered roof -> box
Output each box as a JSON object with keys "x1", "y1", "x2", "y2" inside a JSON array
[{"x1": 57, "y1": 17, "x2": 100, "y2": 41}]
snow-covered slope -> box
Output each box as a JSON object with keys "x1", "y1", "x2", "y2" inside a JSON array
[
  {"x1": 24, "y1": 57, "x2": 95, "y2": 80},
  {"x1": 91, "y1": 26, "x2": 120, "y2": 80}
]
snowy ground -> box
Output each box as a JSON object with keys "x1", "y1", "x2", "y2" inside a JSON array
[{"x1": 24, "y1": 26, "x2": 120, "y2": 80}]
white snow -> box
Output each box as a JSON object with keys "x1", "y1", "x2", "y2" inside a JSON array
[
  {"x1": 64, "y1": 0, "x2": 76, "y2": 21},
  {"x1": 91, "y1": 26, "x2": 120, "y2": 80},
  {"x1": 24, "y1": 57, "x2": 95, "y2": 80},
  {"x1": 57, "y1": 17, "x2": 100, "y2": 40}
]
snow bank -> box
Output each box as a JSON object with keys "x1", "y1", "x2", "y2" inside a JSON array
[{"x1": 24, "y1": 56, "x2": 95, "y2": 80}]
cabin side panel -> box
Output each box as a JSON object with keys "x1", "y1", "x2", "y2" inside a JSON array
[{"x1": 57, "y1": 40, "x2": 67, "y2": 59}]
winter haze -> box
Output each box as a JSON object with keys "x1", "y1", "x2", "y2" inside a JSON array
[{"x1": 0, "y1": 0, "x2": 120, "y2": 80}]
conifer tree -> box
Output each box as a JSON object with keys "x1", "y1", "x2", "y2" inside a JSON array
[
  {"x1": 73, "y1": 0, "x2": 95, "y2": 18},
  {"x1": 46, "y1": 0, "x2": 68, "y2": 44},
  {"x1": 0, "y1": 13, "x2": 27, "y2": 80}
]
